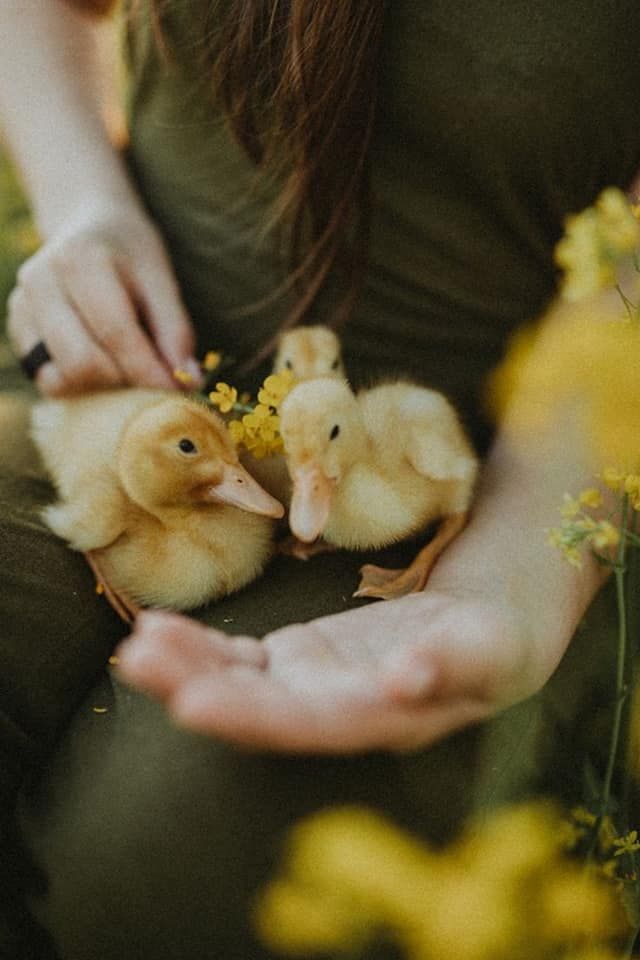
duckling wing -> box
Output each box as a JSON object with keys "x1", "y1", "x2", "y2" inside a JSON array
[
  {"x1": 400, "y1": 390, "x2": 477, "y2": 484},
  {"x1": 42, "y1": 472, "x2": 128, "y2": 552}
]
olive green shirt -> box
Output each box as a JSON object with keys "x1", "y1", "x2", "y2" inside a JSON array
[{"x1": 124, "y1": 0, "x2": 640, "y2": 434}]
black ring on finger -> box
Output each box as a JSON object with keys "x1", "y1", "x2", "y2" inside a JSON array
[{"x1": 19, "y1": 340, "x2": 52, "y2": 380}]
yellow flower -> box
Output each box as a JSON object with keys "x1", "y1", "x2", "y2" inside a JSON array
[
  {"x1": 597, "y1": 187, "x2": 640, "y2": 255},
  {"x1": 208, "y1": 382, "x2": 238, "y2": 413},
  {"x1": 540, "y1": 865, "x2": 625, "y2": 941},
  {"x1": 612, "y1": 830, "x2": 640, "y2": 857},
  {"x1": 591, "y1": 521, "x2": 620, "y2": 550},
  {"x1": 202, "y1": 350, "x2": 222, "y2": 372},
  {"x1": 256, "y1": 802, "x2": 628, "y2": 960},
  {"x1": 227, "y1": 419, "x2": 246, "y2": 445},
  {"x1": 579, "y1": 487, "x2": 603, "y2": 509},
  {"x1": 242, "y1": 405, "x2": 279, "y2": 440},
  {"x1": 554, "y1": 188, "x2": 640, "y2": 303},
  {"x1": 254, "y1": 879, "x2": 371, "y2": 957},
  {"x1": 571, "y1": 807, "x2": 597, "y2": 827},
  {"x1": 561, "y1": 495, "x2": 582, "y2": 519},
  {"x1": 257, "y1": 370, "x2": 295, "y2": 410},
  {"x1": 173, "y1": 367, "x2": 196, "y2": 385},
  {"x1": 555, "y1": 208, "x2": 615, "y2": 302},
  {"x1": 602, "y1": 467, "x2": 625, "y2": 492}
]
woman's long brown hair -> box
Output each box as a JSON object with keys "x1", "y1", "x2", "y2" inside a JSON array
[{"x1": 67, "y1": 0, "x2": 386, "y2": 343}]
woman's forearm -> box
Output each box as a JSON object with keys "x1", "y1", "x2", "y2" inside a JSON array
[
  {"x1": 0, "y1": 0, "x2": 137, "y2": 236},
  {"x1": 429, "y1": 413, "x2": 609, "y2": 686}
]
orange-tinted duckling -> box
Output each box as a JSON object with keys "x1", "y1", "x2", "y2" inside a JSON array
[
  {"x1": 279, "y1": 378, "x2": 478, "y2": 599},
  {"x1": 32, "y1": 389, "x2": 284, "y2": 620}
]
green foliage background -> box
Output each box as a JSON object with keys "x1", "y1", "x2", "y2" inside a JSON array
[
  {"x1": 0, "y1": 148, "x2": 37, "y2": 332},
  {"x1": 0, "y1": 148, "x2": 38, "y2": 379}
]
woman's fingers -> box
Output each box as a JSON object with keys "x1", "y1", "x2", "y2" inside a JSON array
[
  {"x1": 116, "y1": 611, "x2": 267, "y2": 701},
  {"x1": 6, "y1": 212, "x2": 203, "y2": 395},
  {"x1": 56, "y1": 243, "x2": 177, "y2": 389},
  {"x1": 7, "y1": 274, "x2": 122, "y2": 394},
  {"x1": 122, "y1": 249, "x2": 202, "y2": 385}
]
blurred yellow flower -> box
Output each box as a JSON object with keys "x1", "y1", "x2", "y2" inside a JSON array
[
  {"x1": 173, "y1": 367, "x2": 196, "y2": 385},
  {"x1": 202, "y1": 350, "x2": 222, "y2": 372},
  {"x1": 548, "y1": 482, "x2": 620, "y2": 567},
  {"x1": 554, "y1": 187, "x2": 640, "y2": 303},
  {"x1": 208, "y1": 382, "x2": 238, "y2": 413},
  {"x1": 603, "y1": 467, "x2": 626, "y2": 492},
  {"x1": 579, "y1": 488, "x2": 603, "y2": 509},
  {"x1": 541, "y1": 866, "x2": 624, "y2": 941},
  {"x1": 256, "y1": 804, "x2": 627, "y2": 960}
]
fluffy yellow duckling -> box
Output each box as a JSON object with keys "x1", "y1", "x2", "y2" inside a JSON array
[
  {"x1": 31, "y1": 389, "x2": 284, "y2": 620},
  {"x1": 239, "y1": 325, "x2": 346, "y2": 505},
  {"x1": 279, "y1": 378, "x2": 478, "y2": 599},
  {"x1": 272, "y1": 325, "x2": 345, "y2": 380}
]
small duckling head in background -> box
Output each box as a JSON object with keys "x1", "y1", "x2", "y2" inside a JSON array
[
  {"x1": 273, "y1": 325, "x2": 345, "y2": 380},
  {"x1": 279, "y1": 378, "x2": 366, "y2": 542},
  {"x1": 118, "y1": 396, "x2": 284, "y2": 519}
]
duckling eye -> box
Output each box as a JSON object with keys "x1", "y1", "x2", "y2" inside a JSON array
[
  {"x1": 331, "y1": 358, "x2": 340, "y2": 370},
  {"x1": 178, "y1": 438, "x2": 198, "y2": 454},
  {"x1": 285, "y1": 359, "x2": 293, "y2": 370},
  {"x1": 329, "y1": 424, "x2": 340, "y2": 441}
]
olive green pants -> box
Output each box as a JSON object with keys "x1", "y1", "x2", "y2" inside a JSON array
[{"x1": 0, "y1": 369, "x2": 624, "y2": 960}]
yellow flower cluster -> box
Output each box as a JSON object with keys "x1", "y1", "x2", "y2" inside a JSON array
[
  {"x1": 255, "y1": 804, "x2": 626, "y2": 960},
  {"x1": 562, "y1": 808, "x2": 639, "y2": 891},
  {"x1": 225, "y1": 370, "x2": 295, "y2": 459},
  {"x1": 547, "y1": 488, "x2": 619, "y2": 568},
  {"x1": 603, "y1": 468, "x2": 640, "y2": 510},
  {"x1": 555, "y1": 187, "x2": 640, "y2": 303}
]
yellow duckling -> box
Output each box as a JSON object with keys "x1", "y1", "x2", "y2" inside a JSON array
[
  {"x1": 279, "y1": 378, "x2": 478, "y2": 599},
  {"x1": 239, "y1": 325, "x2": 346, "y2": 505},
  {"x1": 272, "y1": 325, "x2": 345, "y2": 380},
  {"x1": 31, "y1": 389, "x2": 284, "y2": 620}
]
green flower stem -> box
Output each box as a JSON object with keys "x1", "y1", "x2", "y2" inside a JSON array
[
  {"x1": 590, "y1": 494, "x2": 631, "y2": 860},
  {"x1": 616, "y1": 283, "x2": 637, "y2": 322},
  {"x1": 624, "y1": 529, "x2": 640, "y2": 549}
]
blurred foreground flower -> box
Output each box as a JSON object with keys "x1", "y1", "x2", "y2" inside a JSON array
[
  {"x1": 255, "y1": 805, "x2": 627, "y2": 960},
  {"x1": 488, "y1": 188, "x2": 640, "y2": 473},
  {"x1": 555, "y1": 187, "x2": 640, "y2": 303}
]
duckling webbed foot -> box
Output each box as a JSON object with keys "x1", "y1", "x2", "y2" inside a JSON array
[
  {"x1": 84, "y1": 550, "x2": 141, "y2": 624},
  {"x1": 354, "y1": 512, "x2": 469, "y2": 600}
]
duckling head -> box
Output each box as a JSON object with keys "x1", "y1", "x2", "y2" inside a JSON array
[
  {"x1": 118, "y1": 397, "x2": 284, "y2": 518},
  {"x1": 279, "y1": 378, "x2": 366, "y2": 542},
  {"x1": 273, "y1": 325, "x2": 344, "y2": 380}
]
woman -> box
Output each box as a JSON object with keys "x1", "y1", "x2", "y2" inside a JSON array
[{"x1": 0, "y1": 1, "x2": 637, "y2": 957}]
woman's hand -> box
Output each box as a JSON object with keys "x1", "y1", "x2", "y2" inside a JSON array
[
  {"x1": 115, "y1": 588, "x2": 537, "y2": 754},
  {"x1": 7, "y1": 205, "x2": 202, "y2": 395}
]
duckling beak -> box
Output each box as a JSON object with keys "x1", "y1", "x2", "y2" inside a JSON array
[
  {"x1": 202, "y1": 462, "x2": 285, "y2": 518},
  {"x1": 289, "y1": 464, "x2": 333, "y2": 542}
]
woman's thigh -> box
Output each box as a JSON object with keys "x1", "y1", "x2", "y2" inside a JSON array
[{"x1": 17, "y1": 670, "x2": 479, "y2": 960}]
